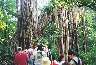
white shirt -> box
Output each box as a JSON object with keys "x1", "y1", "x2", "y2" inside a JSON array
[
  {"x1": 59, "y1": 61, "x2": 65, "y2": 65},
  {"x1": 70, "y1": 56, "x2": 82, "y2": 65}
]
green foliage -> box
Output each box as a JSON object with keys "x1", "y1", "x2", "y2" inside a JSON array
[
  {"x1": 49, "y1": 0, "x2": 96, "y2": 11},
  {"x1": 80, "y1": 46, "x2": 96, "y2": 65},
  {"x1": 0, "y1": 43, "x2": 13, "y2": 65},
  {"x1": 0, "y1": 0, "x2": 16, "y2": 65},
  {"x1": 36, "y1": 21, "x2": 60, "y2": 49},
  {"x1": 0, "y1": 20, "x2": 6, "y2": 30},
  {"x1": 0, "y1": 0, "x2": 16, "y2": 42},
  {"x1": 78, "y1": 8, "x2": 96, "y2": 50},
  {"x1": 43, "y1": 5, "x2": 54, "y2": 15},
  {"x1": 51, "y1": 47, "x2": 59, "y2": 60},
  {"x1": 0, "y1": 0, "x2": 16, "y2": 16},
  {"x1": 78, "y1": 8, "x2": 96, "y2": 65}
]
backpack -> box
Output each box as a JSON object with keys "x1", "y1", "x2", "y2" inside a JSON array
[{"x1": 72, "y1": 58, "x2": 81, "y2": 65}]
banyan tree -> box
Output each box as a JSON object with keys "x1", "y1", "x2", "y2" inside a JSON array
[{"x1": 16, "y1": 0, "x2": 38, "y2": 49}]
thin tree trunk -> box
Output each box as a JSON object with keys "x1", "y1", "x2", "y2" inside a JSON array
[{"x1": 83, "y1": 15, "x2": 87, "y2": 52}]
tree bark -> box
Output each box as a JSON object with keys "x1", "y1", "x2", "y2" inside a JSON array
[{"x1": 16, "y1": 0, "x2": 34, "y2": 49}]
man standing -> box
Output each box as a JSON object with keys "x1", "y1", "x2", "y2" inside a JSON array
[
  {"x1": 68, "y1": 50, "x2": 82, "y2": 65},
  {"x1": 14, "y1": 47, "x2": 28, "y2": 65}
]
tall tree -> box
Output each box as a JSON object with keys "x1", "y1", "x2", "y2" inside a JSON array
[{"x1": 16, "y1": 0, "x2": 36, "y2": 49}]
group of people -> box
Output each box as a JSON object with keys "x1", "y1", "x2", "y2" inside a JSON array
[
  {"x1": 49, "y1": 50, "x2": 82, "y2": 65},
  {"x1": 13, "y1": 45, "x2": 83, "y2": 65},
  {"x1": 13, "y1": 44, "x2": 50, "y2": 65}
]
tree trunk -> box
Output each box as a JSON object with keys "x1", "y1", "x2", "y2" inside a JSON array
[
  {"x1": 82, "y1": 15, "x2": 87, "y2": 52},
  {"x1": 16, "y1": 0, "x2": 34, "y2": 49}
]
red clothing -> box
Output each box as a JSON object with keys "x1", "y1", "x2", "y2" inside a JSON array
[
  {"x1": 50, "y1": 61, "x2": 58, "y2": 65},
  {"x1": 14, "y1": 51, "x2": 28, "y2": 65}
]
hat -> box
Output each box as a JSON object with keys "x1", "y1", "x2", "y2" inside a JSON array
[{"x1": 41, "y1": 57, "x2": 51, "y2": 65}]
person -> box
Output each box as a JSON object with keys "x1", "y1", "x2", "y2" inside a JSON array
[
  {"x1": 62, "y1": 62, "x2": 70, "y2": 65},
  {"x1": 28, "y1": 46, "x2": 35, "y2": 65},
  {"x1": 14, "y1": 47, "x2": 28, "y2": 65},
  {"x1": 59, "y1": 54, "x2": 65, "y2": 65},
  {"x1": 37, "y1": 44, "x2": 44, "y2": 51},
  {"x1": 41, "y1": 57, "x2": 51, "y2": 65},
  {"x1": 68, "y1": 50, "x2": 82, "y2": 65},
  {"x1": 43, "y1": 45, "x2": 48, "y2": 53},
  {"x1": 50, "y1": 55, "x2": 59, "y2": 65},
  {"x1": 43, "y1": 45, "x2": 48, "y2": 57},
  {"x1": 48, "y1": 49, "x2": 52, "y2": 60},
  {"x1": 35, "y1": 50, "x2": 42, "y2": 65}
]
